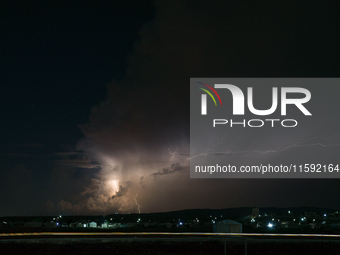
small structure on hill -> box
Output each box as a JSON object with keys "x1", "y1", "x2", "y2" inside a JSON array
[{"x1": 214, "y1": 219, "x2": 242, "y2": 233}]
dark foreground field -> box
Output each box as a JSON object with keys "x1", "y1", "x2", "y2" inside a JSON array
[{"x1": 1, "y1": 237, "x2": 340, "y2": 255}]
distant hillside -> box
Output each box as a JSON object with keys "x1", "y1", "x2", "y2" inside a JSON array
[
  {"x1": 0, "y1": 207, "x2": 336, "y2": 223},
  {"x1": 113, "y1": 207, "x2": 335, "y2": 223}
]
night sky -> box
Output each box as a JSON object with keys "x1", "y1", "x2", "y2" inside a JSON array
[{"x1": 1, "y1": 1, "x2": 340, "y2": 216}]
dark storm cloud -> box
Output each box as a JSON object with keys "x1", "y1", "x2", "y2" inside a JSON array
[
  {"x1": 53, "y1": 158, "x2": 100, "y2": 169},
  {"x1": 82, "y1": 178, "x2": 101, "y2": 194},
  {"x1": 57, "y1": 1, "x2": 340, "y2": 214},
  {"x1": 52, "y1": 152, "x2": 100, "y2": 169},
  {"x1": 152, "y1": 163, "x2": 187, "y2": 177},
  {"x1": 112, "y1": 184, "x2": 130, "y2": 199},
  {"x1": 53, "y1": 152, "x2": 85, "y2": 156},
  {"x1": 78, "y1": 0, "x2": 329, "y2": 156}
]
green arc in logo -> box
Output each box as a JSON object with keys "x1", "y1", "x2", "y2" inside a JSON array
[{"x1": 198, "y1": 87, "x2": 217, "y2": 106}]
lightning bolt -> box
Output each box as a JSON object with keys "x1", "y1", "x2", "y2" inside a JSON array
[{"x1": 134, "y1": 189, "x2": 141, "y2": 214}]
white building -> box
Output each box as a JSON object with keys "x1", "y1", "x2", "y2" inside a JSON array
[{"x1": 89, "y1": 222, "x2": 97, "y2": 228}]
